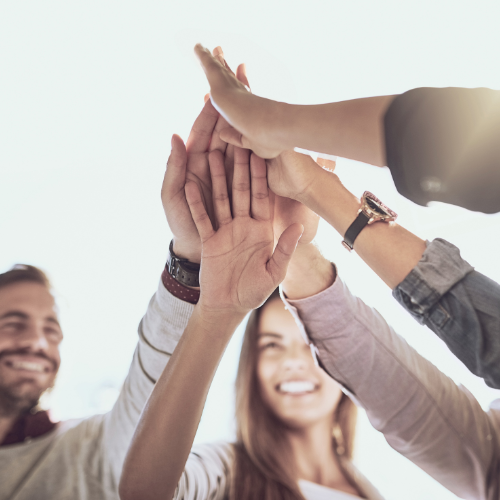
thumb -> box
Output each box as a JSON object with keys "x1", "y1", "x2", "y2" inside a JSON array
[
  {"x1": 162, "y1": 134, "x2": 187, "y2": 196},
  {"x1": 219, "y1": 126, "x2": 252, "y2": 150},
  {"x1": 267, "y1": 223, "x2": 304, "y2": 283}
]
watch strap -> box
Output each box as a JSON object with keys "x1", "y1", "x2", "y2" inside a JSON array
[
  {"x1": 167, "y1": 240, "x2": 200, "y2": 287},
  {"x1": 342, "y1": 211, "x2": 370, "y2": 251}
]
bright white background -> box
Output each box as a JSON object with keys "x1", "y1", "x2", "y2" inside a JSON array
[{"x1": 1, "y1": 1, "x2": 500, "y2": 498}]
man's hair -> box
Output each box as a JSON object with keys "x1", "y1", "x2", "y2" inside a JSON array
[{"x1": 0, "y1": 264, "x2": 51, "y2": 291}]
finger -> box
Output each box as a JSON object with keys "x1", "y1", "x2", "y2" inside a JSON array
[
  {"x1": 209, "y1": 115, "x2": 230, "y2": 154},
  {"x1": 186, "y1": 99, "x2": 220, "y2": 154},
  {"x1": 208, "y1": 150, "x2": 232, "y2": 227},
  {"x1": 213, "y1": 46, "x2": 224, "y2": 64},
  {"x1": 250, "y1": 153, "x2": 270, "y2": 221},
  {"x1": 185, "y1": 181, "x2": 215, "y2": 242},
  {"x1": 232, "y1": 147, "x2": 251, "y2": 217},
  {"x1": 204, "y1": 93, "x2": 210, "y2": 103},
  {"x1": 162, "y1": 134, "x2": 187, "y2": 198},
  {"x1": 267, "y1": 223, "x2": 304, "y2": 283},
  {"x1": 316, "y1": 157, "x2": 337, "y2": 172},
  {"x1": 195, "y1": 43, "x2": 226, "y2": 81},
  {"x1": 219, "y1": 126, "x2": 252, "y2": 150},
  {"x1": 213, "y1": 46, "x2": 236, "y2": 76},
  {"x1": 236, "y1": 63, "x2": 250, "y2": 90}
]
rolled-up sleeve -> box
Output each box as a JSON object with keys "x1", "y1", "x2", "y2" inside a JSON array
[
  {"x1": 394, "y1": 238, "x2": 500, "y2": 389},
  {"x1": 384, "y1": 87, "x2": 500, "y2": 213}
]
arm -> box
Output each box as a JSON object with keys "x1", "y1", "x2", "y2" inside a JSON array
[
  {"x1": 281, "y1": 247, "x2": 500, "y2": 500},
  {"x1": 120, "y1": 306, "x2": 243, "y2": 500},
  {"x1": 272, "y1": 151, "x2": 500, "y2": 389},
  {"x1": 95, "y1": 94, "x2": 226, "y2": 484},
  {"x1": 268, "y1": 150, "x2": 427, "y2": 289},
  {"x1": 393, "y1": 238, "x2": 500, "y2": 389},
  {"x1": 194, "y1": 43, "x2": 394, "y2": 163},
  {"x1": 120, "y1": 147, "x2": 302, "y2": 500}
]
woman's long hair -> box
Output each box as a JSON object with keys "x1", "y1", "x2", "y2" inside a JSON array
[{"x1": 231, "y1": 290, "x2": 357, "y2": 500}]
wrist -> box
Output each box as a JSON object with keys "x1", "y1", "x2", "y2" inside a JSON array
[
  {"x1": 172, "y1": 238, "x2": 201, "y2": 264},
  {"x1": 283, "y1": 243, "x2": 336, "y2": 300},
  {"x1": 194, "y1": 302, "x2": 246, "y2": 336},
  {"x1": 298, "y1": 170, "x2": 361, "y2": 236}
]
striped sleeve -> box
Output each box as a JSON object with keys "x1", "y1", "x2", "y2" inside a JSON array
[{"x1": 174, "y1": 442, "x2": 234, "y2": 500}]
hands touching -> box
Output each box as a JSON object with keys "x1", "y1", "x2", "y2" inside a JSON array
[
  {"x1": 161, "y1": 49, "x2": 245, "y2": 264},
  {"x1": 194, "y1": 44, "x2": 291, "y2": 159},
  {"x1": 185, "y1": 147, "x2": 303, "y2": 317}
]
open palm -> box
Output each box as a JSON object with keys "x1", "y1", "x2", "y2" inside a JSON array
[{"x1": 186, "y1": 147, "x2": 303, "y2": 315}]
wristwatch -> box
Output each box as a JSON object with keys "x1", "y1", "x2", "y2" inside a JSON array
[
  {"x1": 167, "y1": 240, "x2": 200, "y2": 287},
  {"x1": 342, "y1": 191, "x2": 397, "y2": 251}
]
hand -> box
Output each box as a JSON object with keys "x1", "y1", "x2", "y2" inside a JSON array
[
  {"x1": 185, "y1": 147, "x2": 303, "y2": 316},
  {"x1": 161, "y1": 48, "x2": 245, "y2": 263},
  {"x1": 272, "y1": 193, "x2": 319, "y2": 248},
  {"x1": 194, "y1": 43, "x2": 289, "y2": 159},
  {"x1": 266, "y1": 149, "x2": 323, "y2": 201}
]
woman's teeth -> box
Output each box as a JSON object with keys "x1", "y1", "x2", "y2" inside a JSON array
[{"x1": 279, "y1": 381, "x2": 315, "y2": 394}]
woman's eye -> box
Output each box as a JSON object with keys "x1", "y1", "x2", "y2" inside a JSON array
[{"x1": 261, "y1": 342, "x2": 281, "y2": 350}]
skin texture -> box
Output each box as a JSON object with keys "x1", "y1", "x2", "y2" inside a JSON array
[
  {"x1": 194, "y1": 43, "x2": 395, "y2": 165},
  {"x1": 0, "y1": 282, "x2": 62, "y2": 442},
  {"x1": 119, "y1": 142, "x2": 302, "y2": 500}
]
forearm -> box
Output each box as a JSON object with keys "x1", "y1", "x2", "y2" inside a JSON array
[
  {"x1": 281, "y1": 96, "x2": 395, "y2": 166},
  {"x1": 282, "y1": 243, "x2": 336, "y2": 300},
  {"x1": 120, "y1": 306, "x2": 244, "y2": 500},
  {"x1": 299, "y1": 167, "x2": 426, "y2": 289},
  {"x1": 283, "y1": 279, "x2": 496, "y2": 499}
]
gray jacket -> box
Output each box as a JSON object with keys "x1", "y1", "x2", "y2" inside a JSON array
[{"x1": 394, "y1": 238, "x2": 500, "y2": 389}]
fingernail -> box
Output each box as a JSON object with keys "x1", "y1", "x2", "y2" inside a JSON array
[{"x1": 213, "y1": 46, "x2": 225, "y2": 64}]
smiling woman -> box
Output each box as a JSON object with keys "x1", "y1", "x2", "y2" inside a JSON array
[{"x1": 232, "y1": 289, "x2": 360, "y2": 499}]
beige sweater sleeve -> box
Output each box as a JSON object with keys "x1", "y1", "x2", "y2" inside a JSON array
[
  {"x1": 282, "y1": 276, "x2": 500, "y2": 500},
  {"x1": 97, "y1": 279, "x2": 195, "y2": 490}
]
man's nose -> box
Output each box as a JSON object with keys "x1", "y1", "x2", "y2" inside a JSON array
[{"x1": 19, "y1": 322, "x2": 50, "y2": 351}]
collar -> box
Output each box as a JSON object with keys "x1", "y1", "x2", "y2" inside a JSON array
[{"x1": 1, "y1": 409, "x2": 58, "y2": 446}]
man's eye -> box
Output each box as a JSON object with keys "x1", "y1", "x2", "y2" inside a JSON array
[{"x1": 2, "y1": 322, "x2": 23, "y2": 330}]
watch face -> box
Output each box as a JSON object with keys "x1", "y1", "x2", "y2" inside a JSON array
[{"x1": 362, "y1": 191, "x2": 397, "y2": 221}]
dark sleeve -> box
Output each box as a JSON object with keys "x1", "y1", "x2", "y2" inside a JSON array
[
  {"x1": 384, "y1": 87, "x2": 500, "y2": 214},
  {"x1": 393, "y1": 238, "x2": 500, "y2": 388}
]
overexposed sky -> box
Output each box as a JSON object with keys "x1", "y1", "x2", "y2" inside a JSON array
[{"x1": 2, "y1": 1, "x2": 500, "y2": 499}]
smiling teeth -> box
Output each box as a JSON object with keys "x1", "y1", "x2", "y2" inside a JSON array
[
  {"x1": 11, "y1": 361, "x2": 45, "y2": 372},
  {"x1": 279, "y1": 381, "x2": 315, "y2": 394}
]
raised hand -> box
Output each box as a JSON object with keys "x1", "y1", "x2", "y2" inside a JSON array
[
  {"x1": 194, "y1": 43, "x2": 289, "y2": 159},
  {"x1": 162, "y1": 48, "x2": 251, "y2": 264},
  {"x1": 185, "y1": 147, "x2": 303, "y2": 315}
]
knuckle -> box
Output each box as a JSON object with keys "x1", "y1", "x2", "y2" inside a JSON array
[
  {"x1": 234, "y1": 182, "x2": 250, "y2": 192},
  {"x1": 252, "y1": 191, "x2": 268, "y2": 200}
]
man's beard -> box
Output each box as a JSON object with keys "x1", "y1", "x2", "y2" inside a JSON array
[
  {"x1": 0, "y1": 348, "x2": 58, "y2": 418},
  {"x1": 0, "y1": 380, "x2": 44, "y2": 418}
]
